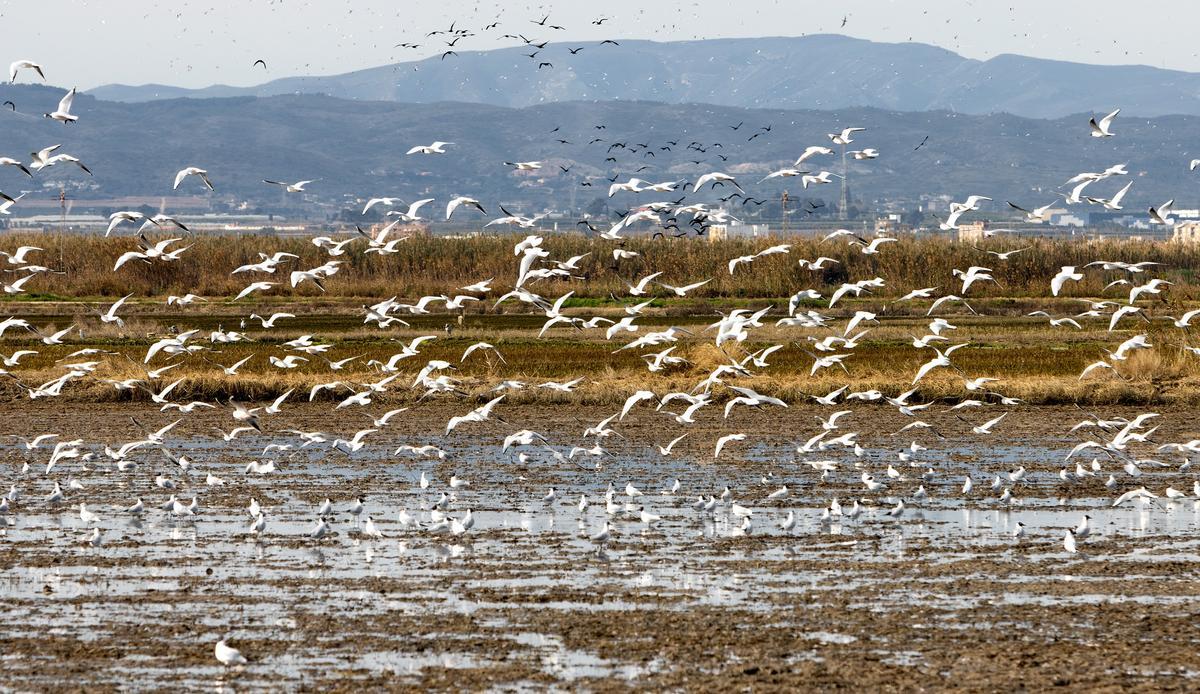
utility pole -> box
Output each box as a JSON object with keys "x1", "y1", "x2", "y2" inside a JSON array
[
  {"x1": 838, "y1": 146, "x2": 848, "y2": 221},
  {"x1": 780, "y1": 190, "x2": 789, "y2": 236},
  {"x1": 58, "y1": 186, "x2": 66, "y2": 271}
]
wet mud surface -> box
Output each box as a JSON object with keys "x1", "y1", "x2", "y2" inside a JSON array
[{"x1": 1, "y1": 403, "x2": 1199, "y2": 691}]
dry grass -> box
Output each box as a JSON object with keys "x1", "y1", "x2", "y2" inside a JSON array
[
  {"x1": 3, "y1": 231, "x2": 1200, "y2": 303},
  {"x1": 3, "y1": 231, "x2": 1200, "y2": 407},
  {"x1": 3, "y1": 320, "x2": 1198, "y2": 407}
]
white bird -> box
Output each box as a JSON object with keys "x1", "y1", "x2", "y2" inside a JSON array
[
  {"x1": 1087, "y1": 180, "x2": 1133, "y2": 210},
  {"x1": 173, "y1": 167, "x2": 214, "y2": 191},
  {"x1": 1063, "y1": 529, "x2": 1078, "y2": 554},
  {"x1": 232, "y1": 282, "x2": 275, "y2": 302},
  {"x1": 1089, "y1": 108, "x2": 1120, "y2": 138},
  {"x1": 407, "y1": 141, "x2": 453, "y2": 155},
  {"x1": 1051, "y1": 266, "x2": 1084, "y2": 296},
  {"x1": 263, "y1": 179, "x2": 315, "y2": 193},
  {"x1": 215, "y1": 639, "x2": 247, "y2": 666},
  {"x1": 1149, "y1": 200, "x2": 1176, "y2": 226},
  {"x1": 97, "y1": 293, "x2": 133, "y2": 327},
  {"x1": 387, "y1": 198, "x2": 436, "y2": 222},
  {"x1": 713, "y1": 433, "x2": 747, "y2": 459},
  {"x1": 589, "y1": 522, "x2": 611, "y2": 545},
  {"x1": 659, "y1": 279, "x2": 711, "y2": 297},
  {"x1": 9, "y1": 60, "x2": 45, "y2": 83},
  {"x1": 44, "y1": 87, "x2": 78, "y2": 123},
  {"x1": 962, "y1": 412, "x2": 1008, "y2": 435},
  {"x1": 2, "y1": 274, "x2": 35, "y2": 295},
  {"x1": 0, "y1": 246, "x2": 42, "y2": 266},
  {"x1": 852, "y1": 237, "x2": 897, "y2": 255},
  {"x1": 446, "y1": 196, "x2": 486, "y2": 220},
  {"x1": 248, "y1": 312, "x2": 295, "y2": 329},
  {"x1": 78, "y1": 503, "x2": 100, "y2": 525},
  {"x1": 446, "y1": 395, "x2": 505, "y2": 435},
  {"x1": 828, "y1": 127, "x2": 865, "y2": 145},
  {"x1": 693, "y1": 172, "x2": 743, "y2": 193}
]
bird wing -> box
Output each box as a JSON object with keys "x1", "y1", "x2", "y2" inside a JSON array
[
  {"x1": 113, "y1": 251, "x2": 147, "y2": 271},
  {"x1": 58, "y1": 88, "x2": 75, "y2": 114}
]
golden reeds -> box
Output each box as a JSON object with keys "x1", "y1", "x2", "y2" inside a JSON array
[{"x1": 2, "y1": 232, "x2": 1200, "y2": 302}]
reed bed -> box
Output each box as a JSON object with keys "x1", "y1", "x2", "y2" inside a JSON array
[
  {"x1": 3, "y1": 231, "x2": 1199, "y2": 406},
  {"x1": 3, "y1": 231, "x2": 1200, "y2": 303}
]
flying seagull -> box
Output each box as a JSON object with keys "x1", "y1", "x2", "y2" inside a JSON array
[
  {"x1": 263, "y1": 179, "x2": 315, "y2": 193},
  {"x1": 9, "y1": 60, "x2": 45, "y2": 83},
  {"x1": 1089, "y1": 108, "x2": 1119, "y2": 138}
]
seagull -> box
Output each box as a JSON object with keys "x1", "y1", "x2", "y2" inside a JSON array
[
  {"x1": 658, "y1": 279, "x2": 711, "y2": 297},
  {"x1": 215, "y1": 639, "x2": 247, "y2": 666},
  {"x1": 589, "y1": 521, "x2": 611, "y2": 546},
  {"x1": 248, "y1": 312, "x2": 295, "y2": 329},
  {"x1": 714, "y1": 433, "x2": 747, "y2": 459},
  {"x1": 961, "y1": 412, "x2": 1008, "y2": 435},
  {"x1": 1063, "y1": 529, "x2": 1078, "y2": 553},
  {"x1": 30, "y1": 145, "x2": 91, "y2": 175},
  {"x1": 1089, "y1": 108, "x2": 1119, "y2": 138},
  {"x1": 1086, "y1": 180, "x2": 1132, "y2": 210},
  {"x1": 1149, "y1": 200, "x2": 1176, "y2": 225},
  {"x1": 446, "y1": 196, "x2": 487, "y2": 220},
  {"x1": 693, "y1": 172, "x2": 743, "y2": 193},
  {"x1": 1007, "y1": 201, "x2": 1055, "y2": 222},
  {"x1": 9, "y1": 60, "x2": 45, "y2": 83},
  {"x1": 446, "y1": 395, "x2": 505, "y2": 435},
  {"x1": 44, "y1": 87, "x2": 78, "y2": 123},
  {"x1": 263, "y1": 179, "x2": 315, "y2": 193},
  {"x1": 173, "y1": 167, "x2": 214, "y2": 191},
  {"x1": 407, "y1": 141, "x2": 453, "y2": 155},
  {"x1": 234, "y1": 281, "x2": 275, "y2": 301},
  {"x1": 828, "y1": 127, "x2": 865, "y2": 145},
  {"x1": 2, "y1": 274, "x2": 35, "y2": 295},
  {"x1": 387, "y1": 198, "x2": 436, "y2": 222},
  {"x1": 0, "y1": 156, "x2": 32, "y2": 178},
  {"x1": 88, "y1": 296, "x2": 132, "y2": 330},
  {"x1": 851, "y1": 237, "x2": 897, "y2": 255},
  {"x1": 78, "y1": 503, "x2": 100, "y2": 525},
  {"x1": 794, "y1": 145, "x2": 834, "y2": 166},
  {"x1": 1051, "y1": 266, "x2": 1083, "y2": 296}
]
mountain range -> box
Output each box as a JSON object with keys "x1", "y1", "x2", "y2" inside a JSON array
[
  {"x1": 0, "y1": 83, "x2": 1194, "y2": 216},
  {"x1": 87, "y1": 35, "x2": 1200, "y2": 120}
]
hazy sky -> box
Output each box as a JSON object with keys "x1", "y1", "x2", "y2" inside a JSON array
[{"x1": 2, "y1": 0, "x2": 1195, "y2": 89}]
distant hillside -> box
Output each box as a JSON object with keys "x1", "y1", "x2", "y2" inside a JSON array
[
  {"x1": 87, "y1": 35, "x2": 1200, "y2": 119},
  {"x1": 0, "y1": 85, "x2": 1195, "y2": 217}
]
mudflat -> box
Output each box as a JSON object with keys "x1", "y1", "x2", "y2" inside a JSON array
[{"x1": 1, "y1": 402, "x2": 1197, "y2": 691}]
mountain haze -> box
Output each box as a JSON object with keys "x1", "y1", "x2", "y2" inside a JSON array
[
  {"x1": 89, "y1": 35, "x2": 1200, "y2": 119},
  {"x1": 0, "y1": 85, "x2": 1195, "y2": 214}
]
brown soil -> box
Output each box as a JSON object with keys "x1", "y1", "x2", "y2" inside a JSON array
[{"x1": 0, "y1": 402, "x2": 1198, "y2": 691}]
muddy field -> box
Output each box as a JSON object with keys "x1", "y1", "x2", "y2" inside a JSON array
[{"x1": 1, "y1": 402, "x2": 1199, "y2": 691}]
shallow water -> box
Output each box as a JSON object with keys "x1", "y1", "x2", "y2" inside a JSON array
[{"x1": 1, "y1": 404, "x2": 1198, "y2": 688}]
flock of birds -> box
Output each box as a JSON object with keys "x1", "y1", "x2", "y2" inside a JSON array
[{"x1": 3, "y1": 25, "x2": 1200, "y2": 670}]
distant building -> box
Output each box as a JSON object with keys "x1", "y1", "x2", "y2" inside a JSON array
[
  {"x1": 5, "y1": 213, "x2": 310, "y2": 234},
  {"x1": 955, "y1": 221, "x2": 986, "y2": 242},
  {"x1": 13, "y1": 196, "x2": 214, "y2": 213},
  {"x1": 874, "y1": 215, "x2": 910, "y2": 235},
  {"x1": 708, "y1": 220, "x2": 770, "y2": 242},
  {"x1": 1172, "y1": 222, "x2": 1200, "y2": 244},
  {"x1": 1051, "y1": 213, "x2": 1086, "y2": 227}
]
